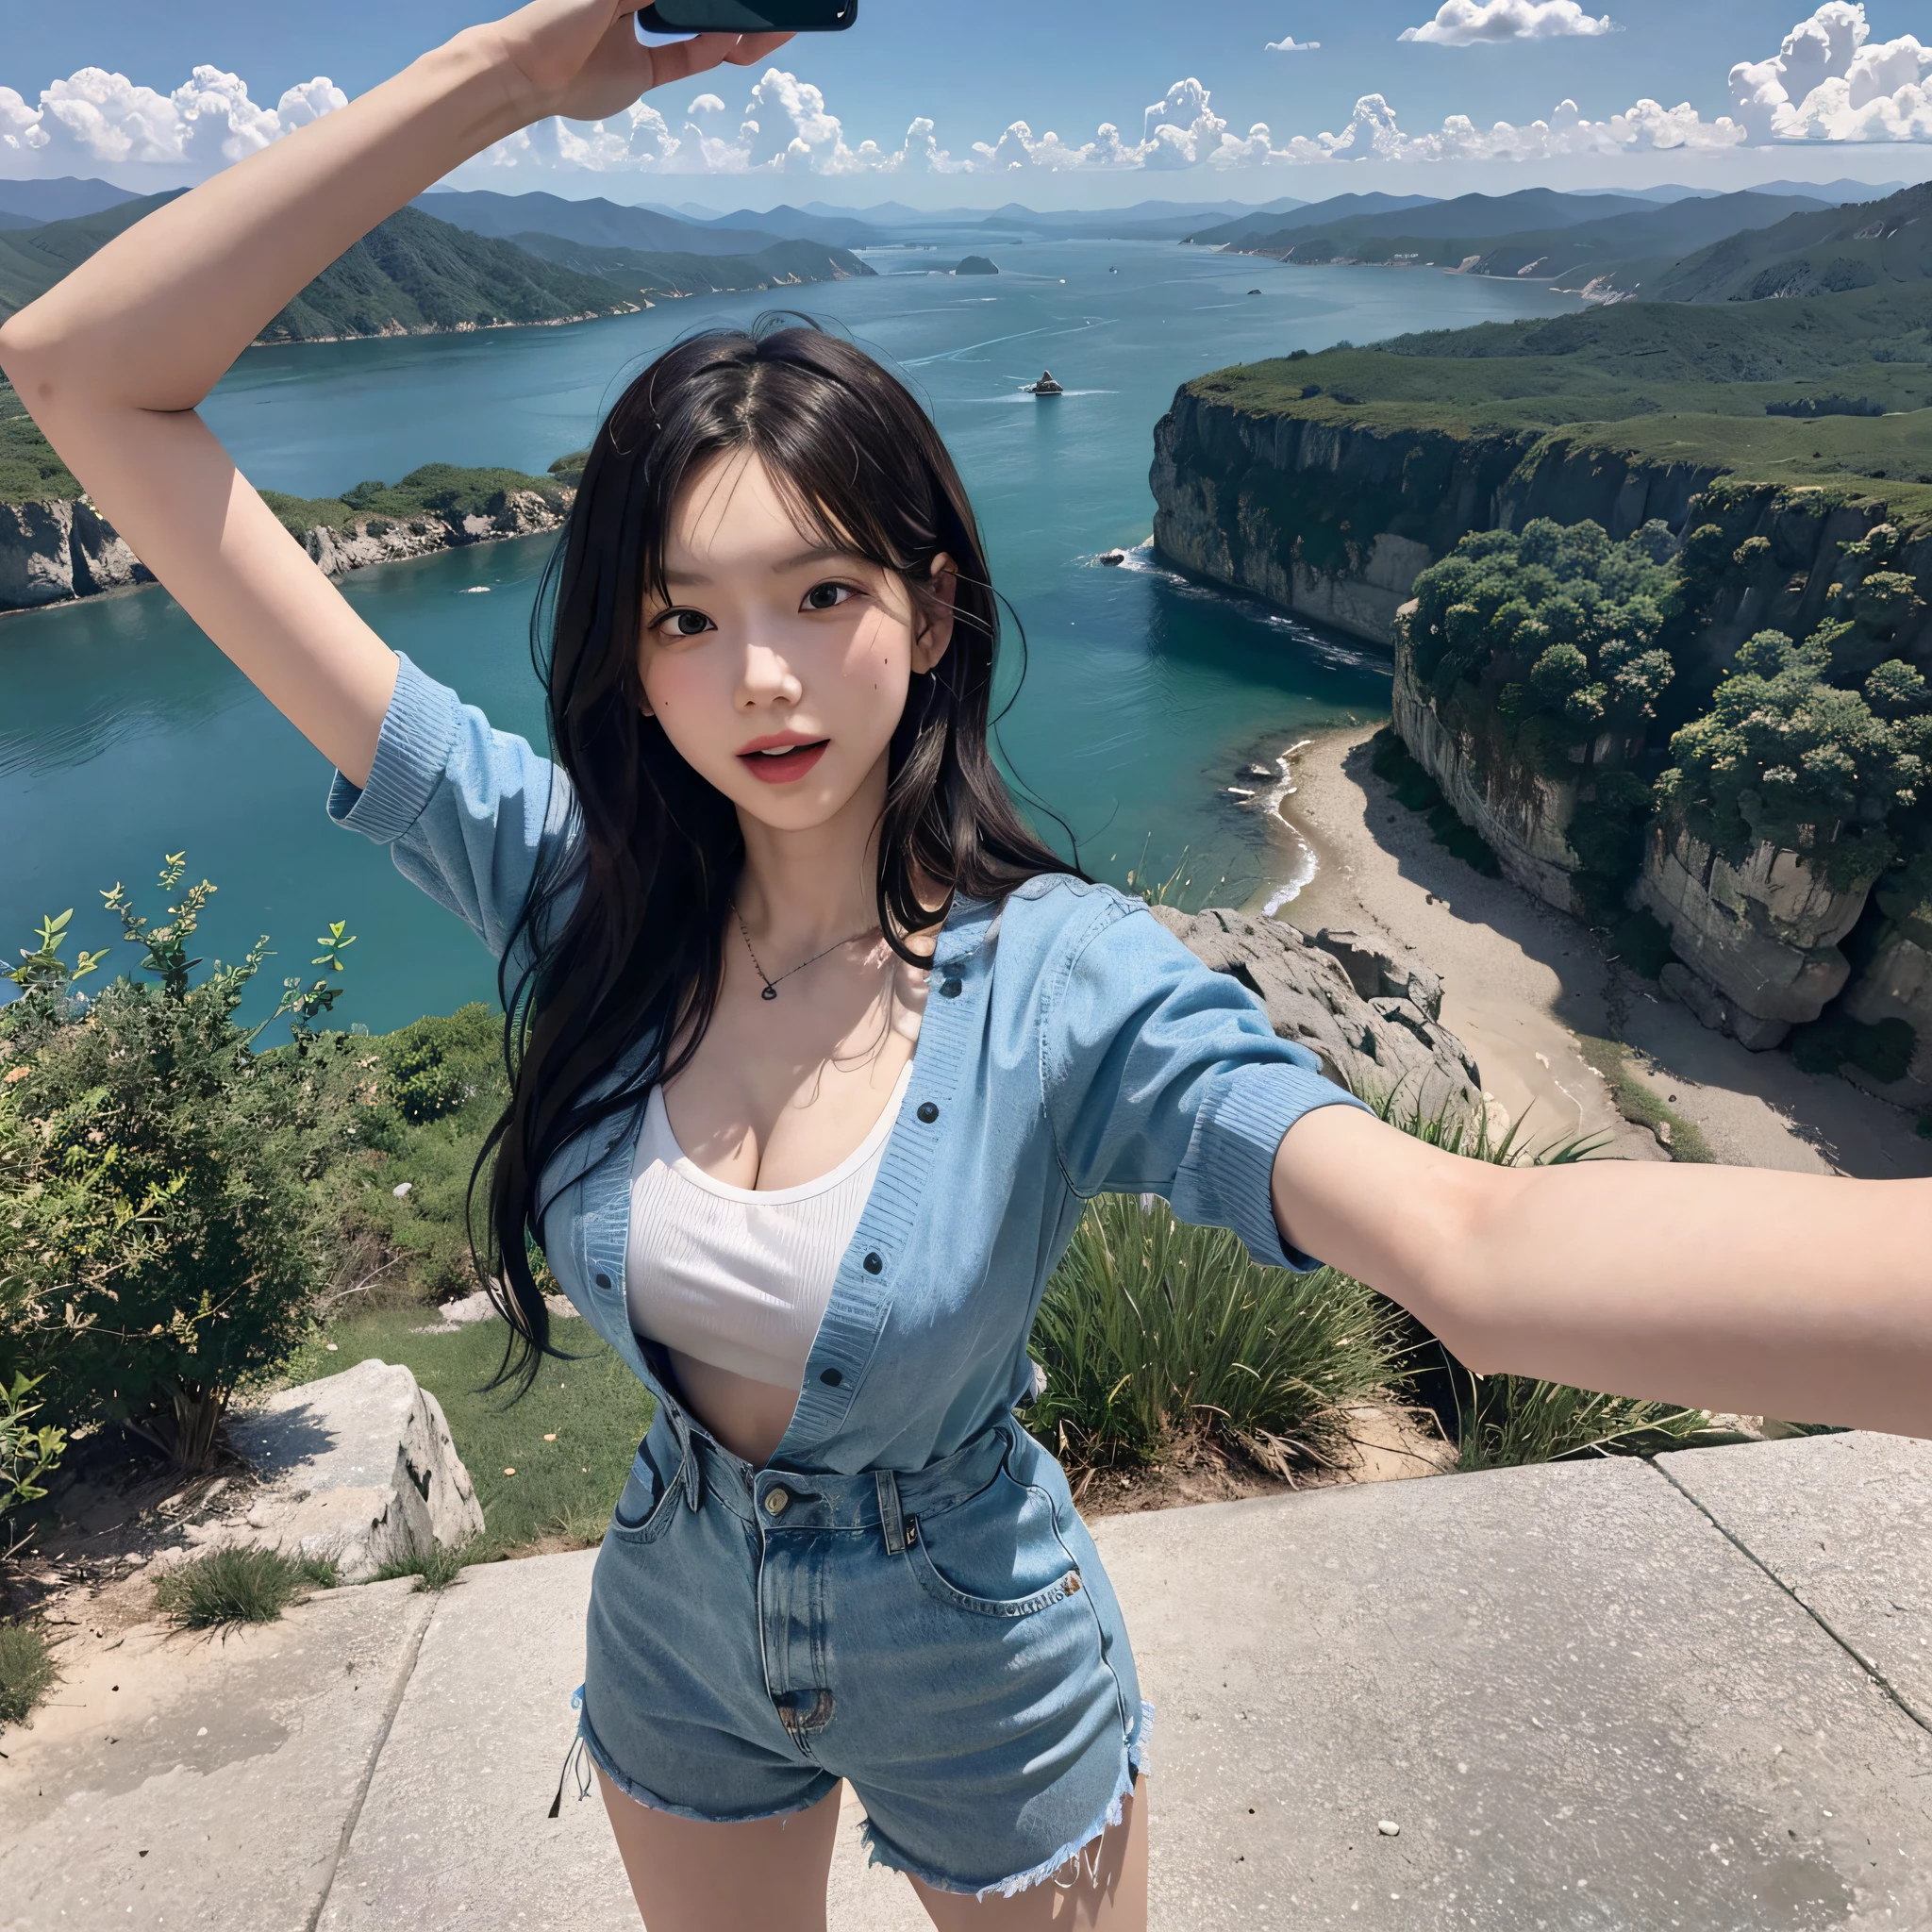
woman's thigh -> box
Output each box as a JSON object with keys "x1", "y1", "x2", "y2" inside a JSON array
[
  {"x1": 908, "y1": 1784, "x2": 1147, "y2": 1932},
  {"x1": 594, "y1": 1762, "x2": 845, "y2": 1932}
]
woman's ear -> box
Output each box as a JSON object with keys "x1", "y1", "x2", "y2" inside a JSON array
[{"x1": 913, "y1": 553, "x2": 959, "y2": 674}]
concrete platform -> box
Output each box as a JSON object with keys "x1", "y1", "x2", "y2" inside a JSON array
[{"x1": 4, "y1": 1436, "x2": 1928, "y2": 1930}]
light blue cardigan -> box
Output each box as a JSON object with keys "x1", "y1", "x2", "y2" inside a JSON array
[{"x1": 328, "y1": 654, "x2": 1372, "y2": 1476}]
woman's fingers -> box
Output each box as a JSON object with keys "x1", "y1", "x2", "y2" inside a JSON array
[{"x1": 644, "y1": 28, "x2": 795, "y2": 88}]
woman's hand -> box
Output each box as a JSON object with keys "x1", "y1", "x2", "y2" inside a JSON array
[{"x1": 484, "y1": 0, "x2": 792, "y2": 125}]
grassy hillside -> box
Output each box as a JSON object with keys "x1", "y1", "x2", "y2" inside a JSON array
[
  {"x1": 508, "y1": 231, "x2": 873, "y2": 298},
  {"x1": 1191, "y1": 288, "x2": 1932, "y2": 519},
  {"x1": 1196, "y1": 187, "x2": 1651, "y2": 250},
  {"x1": 255, "y1": 458, "x2": 575, "y2": 538},
  {"x1": 0, "y1": 194, "x2": 641, "y2": 340},
  {"x1": 0, "y1": 377, "x2": 78, "y2": 506},
  {"x1": 1651, "y1": 181, "x2": 1932, "y2": 303}
]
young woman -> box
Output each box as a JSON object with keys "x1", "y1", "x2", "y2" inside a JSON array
[{"x1": 4, "y1": 5, "x2": 1928, "y2": 1926}]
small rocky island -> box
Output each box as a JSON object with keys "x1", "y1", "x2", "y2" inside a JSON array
[
  {"x1": 1026, "y1": 370, "x2": 1066, "y2": 396},
  {"x1": 954, "y1": 255, "x2": 1000, "y2": 275}
]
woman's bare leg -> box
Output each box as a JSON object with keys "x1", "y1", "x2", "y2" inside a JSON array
[
  {"x1": 593, "y1": 1761, "x2": 843, "y2": 1932},
  {"x1": 908, "y1": 1783, "x2": 1148, "y2": 1931}
]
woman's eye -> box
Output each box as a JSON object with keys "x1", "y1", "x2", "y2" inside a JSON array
[
  {"x1": 803, "y1": 581, "x2": 857, "y2": 613},
  {"x1": 655, "y1": 608, "x2": 713, "y2": 638}
]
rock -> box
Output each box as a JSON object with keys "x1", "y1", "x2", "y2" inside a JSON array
[
  {"x1": 1310, "y1": 927, "x2": 1444, "y2": 1024},
  {"x1": 0, "y1": 495, "x2": 155, "y2": 609},
  {"x1": 225, "y1": 1358, "x2": 485, "y2": 1583},
  {"x1": 1100, "y1": 550, "x2": 1127, "y2": 566},
  {"x1": 1153, "y1": 906, "x2": 1483, "y2": 1123},
  {"x1": 1834, "y1": 910, "x2": 1932, "y2": 1107},
  {"x1": 1636, "y1": 818, "x2": 1866, "y2": 1041}
]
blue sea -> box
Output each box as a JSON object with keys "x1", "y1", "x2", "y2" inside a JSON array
[{"x1": 0, "y1": 241, "x2": 1574, "y2": 1031}]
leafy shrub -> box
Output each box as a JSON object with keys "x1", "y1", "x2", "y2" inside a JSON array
[
  {"x1": 153, "y1": 1543, "x2": 336, "y2": 1629},
  {"x1": 1407, "y1": 517, "x2": 1676, "y2": 748},
  {"x1": 0, "y1": 1372, "x2": 66, "y2": 1556},
  {"x1": 1453, "y1": 1373, "x2": 1704, "y2": 1471},
  {"x1": 1026, "y1": 1194, "x2": 1403, "y2": 1476},
  {"x1": 1658, "y1": 630, "x2": 1930, "y2": 889},
  {"x1": 382, "y1": 1008, "x2": 496, "y2": 1125},
  {"x1": 0, "y1": 859, "x2": 360, "y2": 1469},
  {"x1": 0, "y1": 1618, "x2": 56, "y2": 1727}
]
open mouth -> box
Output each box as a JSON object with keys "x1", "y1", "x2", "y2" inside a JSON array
[{"x1": 738, "y1": 740, "x2": 830, "y2": 784}]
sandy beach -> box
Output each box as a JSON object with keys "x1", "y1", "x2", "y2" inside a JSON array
[{"x1": 1243, "y1": 723, "x2": 1932, "y2": 1181}]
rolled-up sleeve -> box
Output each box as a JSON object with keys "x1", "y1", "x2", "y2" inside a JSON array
[
  {"x1": 325, "y1": 653, "x2": 576, "y2": 966},
  {"x1": 1041, "y1": 894, "x2": 1374, "y2": 1272}
]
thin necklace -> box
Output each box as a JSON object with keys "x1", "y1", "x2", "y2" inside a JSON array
[{"x1": 733, "y1": 902, "x2": 880, "y2": 1002}]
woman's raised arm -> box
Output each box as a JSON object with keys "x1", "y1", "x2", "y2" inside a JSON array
[
  {"x1": 1271, "y1": 1103, "x2": 1932, "y2": 1441},
  {"x1": 0, "y1": 4, "x2": 784, "y2": 786}
]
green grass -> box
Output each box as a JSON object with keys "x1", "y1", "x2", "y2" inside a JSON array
[
  {"x1": 263, "y1": 1307, "x2": 654, "y2": 1563},
  {"x1": 153, "y1": 1543, "x2": 338, "y2": 1630},
  {"x1": 374, "y1": 1539, "x2": 476, "y2": 1591},
  {"x1": 1027, "y1": 1193, "x2": 1404, "y2": 1476},
  {"x1": 0, "y1": 377, "x2": 78, "y2": 506},
  {"x1": 1452, "y1": 1372, "x2": 1706, "y2": 1471},
  {"x1": 1574, "y1": 1035, "x2": 1716, "y2": 1164},
  {"x1": 0, "y1": 1618, "x2": 57, "y2": 1728}
]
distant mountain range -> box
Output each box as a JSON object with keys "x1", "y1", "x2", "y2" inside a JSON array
[
  {"x1": 1646, "y1": 181, "x2": 1932, "y2": 303},
  {"x1": 0, "y1": 192, "x2": 873, "y2": 340}
]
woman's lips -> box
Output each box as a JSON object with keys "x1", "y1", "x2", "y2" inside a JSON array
[{"x1": 739, "y1": 740, "x2": 829, "y2": 784}]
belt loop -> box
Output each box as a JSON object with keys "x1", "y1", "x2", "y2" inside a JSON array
[
  {"x1": 669, "y1": 1404, "x2": 703, "y2": 1513},
  {"x1": 875, "y1": 1469, "x2": 908, "y2": 1556}
]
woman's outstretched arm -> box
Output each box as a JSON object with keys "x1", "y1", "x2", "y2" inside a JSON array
[
  {"x1": 1271, "y1": 1103, "x2": 1932, "y2": 1440},
  {"x1": 0, "y1": 3, "x2": 784, "y2": 786}
]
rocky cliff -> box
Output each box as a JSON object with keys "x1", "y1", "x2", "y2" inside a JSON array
[
  {"x1": 0, "y1": 485, "x2": 573, "y2": 614},
  {"x1": 1154, "y1": 905, "x2": 1484, "y2": 1122},
  {"x1": 1148, "y1": 389, "x2": 1722, "y2": 647}
]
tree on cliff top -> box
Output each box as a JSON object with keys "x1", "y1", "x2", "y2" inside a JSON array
[{"x1": 1658, "y1": 630, "x2": 1932, "y2": 891}]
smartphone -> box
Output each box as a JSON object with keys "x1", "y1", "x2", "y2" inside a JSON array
[{"x1": 636, "y1": 0, "x2": 856, "y2": 29}]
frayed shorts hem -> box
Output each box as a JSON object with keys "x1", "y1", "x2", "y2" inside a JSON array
[
  {"x1": 859, "y1": 1700, "x2": 1156, "y2": 1901},
  {"x1": 568, "y1": 1693, "x2": 838, "y2": 1829}
]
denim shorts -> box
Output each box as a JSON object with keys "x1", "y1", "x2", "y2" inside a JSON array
[{"x1": 562, "y1": 1404, "x2": 1152, "y2": 1899}]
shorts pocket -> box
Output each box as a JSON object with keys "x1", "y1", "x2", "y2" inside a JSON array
[
  {"x1": 608, "y1": 1437, "x2": 685, "y2": 1546},
  {"x1": 908, "y1": 1465, "x2": 1085, "y2": 1620}
]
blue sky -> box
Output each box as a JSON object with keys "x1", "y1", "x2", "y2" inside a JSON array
[{"x1": 1, "y1": 0, "x2": 1927, "y2": 208}]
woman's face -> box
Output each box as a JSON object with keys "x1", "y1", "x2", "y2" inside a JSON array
[{"x1": 638, "y1": 449, "x2": 955, "y2": 833}]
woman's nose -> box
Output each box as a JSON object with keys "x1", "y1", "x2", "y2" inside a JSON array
[{"x1": 737, "y1": 640, "x2": 803, "y2": 708}]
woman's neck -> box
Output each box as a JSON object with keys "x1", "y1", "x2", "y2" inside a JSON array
[{"x1": 734, "y1": 765, "x2": 885, "y2": 955}]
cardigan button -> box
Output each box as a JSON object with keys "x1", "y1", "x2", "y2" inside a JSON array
[
  {"x1": 819, "y1": 1367, "x2": 843, "y2": 1388},
  {"x1": 594, "y1": 1273, "x2": 612, "y2": 1291},
  {"x1": 939, "y1": 977, "x2": 963, "y2": 998},
  {"x1": 863, "y1": 1252, "x2": 883, "y2": 1274},
  {"x1": 916, "y1": 1101, "x2": 939, "y2": 1124}
]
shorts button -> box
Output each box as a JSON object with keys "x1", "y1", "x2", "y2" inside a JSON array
[
  {"x1": 819, "y1": 1367, "x2": 843, "y2": 1388},
  {"x1": 916, "y1": 1101, "x2": 939, "y2": 1124},
  {"x1": 863, "y1": 1252, "x2": 883, "y2": 1274},
  {"x1": 764, "y1": 1488, "x2": 791, "y2": 1518},
  {"x1": 940, "y1": 977, "x2": 963, "y2": 998}
]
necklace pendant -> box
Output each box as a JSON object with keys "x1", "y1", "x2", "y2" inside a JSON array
[{"x1": 760, "y1": 984, "x2": 778, "y2": 1001}]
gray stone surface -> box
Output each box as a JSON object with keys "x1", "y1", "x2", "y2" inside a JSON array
[
  {"x1": 1092, "y1": 1453, "x2": 1932, "y2": 1930},
  {"x1": 225, "y1": 1357, "x2": 485, "y2": 1583},
  {"x1": 0, "y1": 1577, "x2": 433, "y2": 1931},
  {"x1": 12, "y1": 1440, "x2": 1930, "y2": 1929},
  {"x1": 1155, "y1": 904, "x2": 1484, "y2": 1122},
  {"x1": 1658, "y1": 1429, "x2": 1932, "y2": 1728}
]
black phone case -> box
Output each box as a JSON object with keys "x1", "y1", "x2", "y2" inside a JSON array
[{"x1": 637, "y1": 1, "x2": 856, "y2": 28}]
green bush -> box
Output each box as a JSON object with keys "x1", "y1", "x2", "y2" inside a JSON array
[
  {"x1": 382, "y1": 1008, "x2": 497, "y2": 1125},
  {"x1": 0, "y1": 1372, "x2": 67, "y2": 1553},
  {"x1": 0, "y1": 1618, "x2": 56, "y2": 1728},
  {"x1": 0, "y1": 859, "x2": 361, "y2": 1469},
  {"x1": 153, "y1": 1543, "x2": 337, "y2": 1630},
  {"x1": 1659, "y1": 630, "x2": 1930, "y2": 889},
  {"x1": 1453, "y1": 1372, "x2": 1704, "y2": 1472},
  {"x1": 1025, "y1": 1194, "x2": 1403, "y2": 1476}
]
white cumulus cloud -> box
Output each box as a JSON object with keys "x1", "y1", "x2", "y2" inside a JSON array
[
  {"x1": 1266, "y1": 36, "x2": 1323, "y2": 52},
  {"x1": 0, "y1": 64, "x2": 344, "y2": 171},
  {"x1": 1730, "y1": 3, "x2": 1932, "y2": 142},
  {"x1": 1400, "y1": 0, "x2": 1618, "y2": 45}
]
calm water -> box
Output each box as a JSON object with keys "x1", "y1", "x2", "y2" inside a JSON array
[{"x1": 1, "y1": 242, "x2": 1574, "y2": 1031}]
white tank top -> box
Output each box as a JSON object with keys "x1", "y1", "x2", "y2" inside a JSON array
[{"x1": 625, "y1": 1063, "x2": 913, "y2": 1390}]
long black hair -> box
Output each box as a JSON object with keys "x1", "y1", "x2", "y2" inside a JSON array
[{"x1": 474, "y1": 321, "x2": 1079, "y2": 1396}]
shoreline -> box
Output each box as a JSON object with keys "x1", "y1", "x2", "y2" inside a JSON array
[{"x1": 1247, "y1": 721, "x2": 1932, "y2": 1180}]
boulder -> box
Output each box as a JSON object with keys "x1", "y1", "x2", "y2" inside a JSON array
[
  {"x1": 1635, "y1": 818, "x2": 1871, "y2": 1047},
  {"x1": 1834, "y1": 914, "x2": 1932, "y2": 1106},
  {"x1": 222, "y1": 1358, "x2": 484, "y2": 1583},
  {"x1": 1154, "y1": 906, "x2": 1483, "y2": 1122}
]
